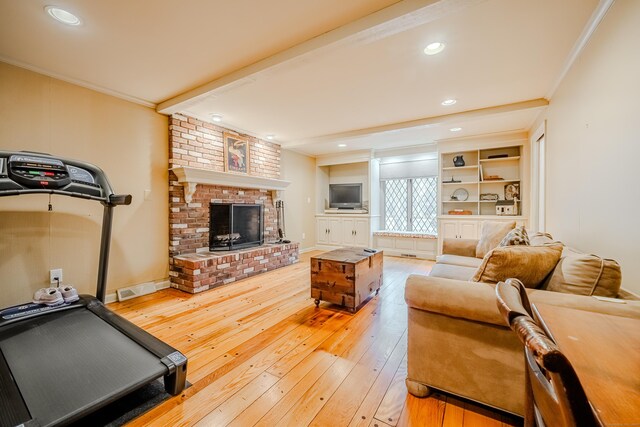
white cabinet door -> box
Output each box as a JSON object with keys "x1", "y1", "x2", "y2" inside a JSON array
[
  {"x1": 328, "y1": 218, "x2": 342, "y2": 245},
  {"x1": 341, "y1": 218, "x2": 356, "y2": 245},
  {"x1": 353, "y1": 218, "x2": 370, "y2": 247},
  {"x1": 459, "y1": 221, "x2": 478, "y2": 239},
  {"x1": 316, "y1": 218, "x2": 329, "y2": 244},
  {"x1": 440, "y1": 221, "x2": 459, "y2": 239}
]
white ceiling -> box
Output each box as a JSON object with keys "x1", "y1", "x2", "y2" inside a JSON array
[{"x1": 0, "y1": 0, "x2": 599, "y2": 156}]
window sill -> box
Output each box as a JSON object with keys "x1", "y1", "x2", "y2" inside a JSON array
[{"x1": 374, "y1": 231, "x2": 437, "y2": 239}]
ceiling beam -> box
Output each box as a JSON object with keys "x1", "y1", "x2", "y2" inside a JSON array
[
  {"x1": 282, "y1": 98, "x2": 549, "y2": 147},
  {"x1": 157, "y1": 0, "x2": 484, "y2": 114}
]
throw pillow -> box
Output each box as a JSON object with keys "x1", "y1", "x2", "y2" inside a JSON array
[
  {"x1": 529, "y1": 232, "x2": 557, "y2": 246},
  {"x1": 475, "y1": 221, "x2": 516, "y2": 258},
  {"x1": 545, "y1": 254, "x2": 621, "y2": 297},
  {"x1": 471, "y1": 244, "x2": 564, "y2": 288},
  {"x1": 499, "y1": 226, "x2": 530, "y2": 247}
]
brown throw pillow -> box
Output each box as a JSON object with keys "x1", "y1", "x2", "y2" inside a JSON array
[
  {"x1": 475, "y1": 221, "x2": 516, "y2": 258},
  {"x1": 471, "y1": 244, "x2": 563, "y2": 288},
  {"x1": 545, "y1": 254, "x2": 621, "y2": 297}
]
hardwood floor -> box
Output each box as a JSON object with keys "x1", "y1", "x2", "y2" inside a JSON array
[{"x1": 111, "y1": 252, "x2": 522, "y2": 427}]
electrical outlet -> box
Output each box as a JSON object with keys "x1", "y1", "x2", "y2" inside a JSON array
[
  {"x1": 50, "y1": 268, "x2": 63, "y2": 284},
  {"x1": 307, "y1": 197, "x2": 311, "y2": 204},
  {"x1": 302, "y1": 232, "x2": 306, "y2": 240},
  {"x1": 144, "y1": 189, "x2": 152, "y2": 201}
]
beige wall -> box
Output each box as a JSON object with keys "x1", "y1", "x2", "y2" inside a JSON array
[
  {"x1": 540, "y1": 0, "x2": 640, "y2": 293},
  {"x1": 0, "y1": 62, "x2": 169, "y2": 307},
  {"x1": 280, "y1": 149, "x2": 316, "y2": 250}
]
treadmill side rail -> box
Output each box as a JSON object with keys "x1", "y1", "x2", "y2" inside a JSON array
[{"x1": 85, "y1": 296, "x2": 188, "y2": 395}]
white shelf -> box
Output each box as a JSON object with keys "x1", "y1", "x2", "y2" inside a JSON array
[
  {"x1": 438, "y1": 215, "x2": 528, "y2": 219},
  {"x1": 480, "y1": 179, "x2": 520, "y2": 184},
  {"x1": 443, "y1": 200, "x2": 479, "y2": 203},
  {"x1": 442, "y1": 165, "x2": 478, "y2": 171},
  {"x1": 479, "y1": 156, "x2": 521, "y2": 163},
  {"x1": 442, "y1": 181, "x2": 479, "y2": 185}
]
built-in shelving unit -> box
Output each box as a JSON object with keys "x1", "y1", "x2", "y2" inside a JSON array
[{"x1": 440, "y1": 146, "x2": 522, "y2": 217}]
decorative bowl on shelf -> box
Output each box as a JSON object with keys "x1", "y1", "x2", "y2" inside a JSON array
[{"x1": 451, "y1": 188, "x2": 469, "y2": 201}]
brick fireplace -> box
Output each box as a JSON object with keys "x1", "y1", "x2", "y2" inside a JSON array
[{"x1": 168, "y1": 113, "x2": 299, "y2": 293}]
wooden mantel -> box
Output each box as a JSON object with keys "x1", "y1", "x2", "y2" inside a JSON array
[{"x1": 171, "y1": 166, "x2": 291, "y2": 203}]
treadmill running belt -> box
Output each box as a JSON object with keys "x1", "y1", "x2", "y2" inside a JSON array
[{"x1": 0, "y1": 309, "x2": 167, "y2": 427}]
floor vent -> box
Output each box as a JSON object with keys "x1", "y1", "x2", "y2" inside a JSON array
[
  {"x1": 116, "y1": 282, "x2": 158, "y2": 302},
  {"x1": 400, "y1": 253, "x2": 417, "y2": 258}
]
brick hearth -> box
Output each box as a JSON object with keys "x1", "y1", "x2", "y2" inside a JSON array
[
  {"x1": 170, "y1": 243, "x2": 299, "y2": 293},
  {"x1": 168, "y1": 113, "x2": 299, "y2": 293}
]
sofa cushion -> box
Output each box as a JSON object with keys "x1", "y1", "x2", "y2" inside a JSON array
[
  {"x1": 436, "y1": 254, "x2": 483, "y2": 268},
  {"x1": 471, "y1": 244, "x2": 563, "y2": 288},
  {"x1": 476, "y1": 221, "x2": 516, "y2": 258},
  {"x1": 499, "y1": 226, "x2": 530, "y2": 247},
  {"x1": 429, "y1": 263, "x2": 477, "y2": 281},
  {"x1": 544, "y1": 253, "x2": 622, "y2": 297}
]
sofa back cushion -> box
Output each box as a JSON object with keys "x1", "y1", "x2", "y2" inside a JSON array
[
  {"x1": 471, "y1": 244, "x2": 563, "y2": 288},
  {"x1": 476, "y1": 221, "x2": 516, "y2": 258},
  {"x1": 545, "y1": 253, "x2": 622, "y2": 297},
  {"x1": 529, "y1": 232, "x2": 555, "y2": 246}
]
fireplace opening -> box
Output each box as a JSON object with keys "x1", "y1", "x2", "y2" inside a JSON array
[{"x1": 209, "y1": 203, "x2": 264, "y2": 251}]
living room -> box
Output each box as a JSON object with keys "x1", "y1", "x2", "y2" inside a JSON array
[{"x1": 0, "y1": 0, "x2": 638, "y2": 426}]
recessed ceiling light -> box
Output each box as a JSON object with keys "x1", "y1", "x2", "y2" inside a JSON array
[
  {"x1": 45, "y1": 6, "x2": 81, "y2": 26},
  {"x1": 449, "y1": 127, "x2": 462, "y2": 132},
  {"x1": 423, "y1": 42, "x2": 445, "y2": 55},
  {"x1": 266, "y1": 134, "x2": 275, "y2": 140},
  {"x1": 338, "y1": 144, "x2": 347, "y2": 148},
  {"x1": 441, "y1": 99, "x2": 457, "y2": 106},
  {"x1": 211, "y1": 114, "x2": 222, "y2": 122}
]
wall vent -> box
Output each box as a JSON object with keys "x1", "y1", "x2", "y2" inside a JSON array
[
  {"x1": 400, "y1": 253, "x2": 417, "y2": 258},
  {"x1": 116, "y1": 282, "x2": 159, "y2": 301}
]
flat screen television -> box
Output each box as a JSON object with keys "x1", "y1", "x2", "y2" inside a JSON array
[{"x1": 329, "y1": 183, "x2": 362, "y2": 209}]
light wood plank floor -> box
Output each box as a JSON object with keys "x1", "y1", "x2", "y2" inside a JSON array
[{"x1": 111, "y1": 252, "x2": 522, "y2": 427}]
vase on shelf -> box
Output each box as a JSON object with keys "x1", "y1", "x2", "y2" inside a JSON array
[{"x1": 453, "y1": 155, "x2": 465, "y2": 167}]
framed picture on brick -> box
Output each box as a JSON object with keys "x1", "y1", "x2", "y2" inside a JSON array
[{"x1": 223, "y1": 132, "x2": 250, "y2": 174}]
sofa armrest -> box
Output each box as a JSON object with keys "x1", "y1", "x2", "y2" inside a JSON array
[
  {"x1": 405, "y1": 274, "x2": 506, "y2": 327},
  {"x1": 442, "y1": 238, "x2": 478, "y2": 257}
]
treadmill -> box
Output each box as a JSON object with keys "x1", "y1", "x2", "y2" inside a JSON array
[{"x1": 0, "y1": 151, "x2": 187, "y2": 427}]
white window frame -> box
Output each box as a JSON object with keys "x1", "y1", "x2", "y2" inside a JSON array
[
  {"x1": 531, "y1": 121, "x2": 546, "y2": 232},
  {"x1": 381, "y1": 176, "x2": 438, "y2": 234}
]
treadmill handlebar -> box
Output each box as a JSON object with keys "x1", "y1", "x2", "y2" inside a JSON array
[{"x1": 109, "y1": 194, "x2": 132, "y2": 206}]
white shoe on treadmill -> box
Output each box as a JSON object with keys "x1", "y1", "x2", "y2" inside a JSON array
[
  {"x1": 33, "y1": 288, "x2": 64, "y2": 306},
  {"x1": 59, "y1": 285, "x2": 79, "y2": 303}
]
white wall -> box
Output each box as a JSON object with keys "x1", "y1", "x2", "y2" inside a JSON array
[
  {"x1": 280, "y1": 149, "x2": 316, "y2": 250},
  {"x1": 0, "y1": 62, "x2": 169, "y2": 307},
  {"x1": 540, "y1": 0, "x2": 640, "y2": 293},
  {"x1": 380, "y1": 159, "x2": 438, "y2": 179}
]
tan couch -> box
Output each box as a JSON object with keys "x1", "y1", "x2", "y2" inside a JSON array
[{"x1": 404, "y1": 236, "x2": 640, "y2": 416}]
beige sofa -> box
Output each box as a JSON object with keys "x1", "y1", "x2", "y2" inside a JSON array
[{"x1": 404, "y1": 234, "x2": 640, "y2": 416}]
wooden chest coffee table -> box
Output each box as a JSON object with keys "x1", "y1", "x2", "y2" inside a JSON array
[{"x1": 310, "y1": 247, "x2": 383, "y2": 313}]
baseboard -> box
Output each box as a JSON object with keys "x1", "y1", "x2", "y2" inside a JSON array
[
  {"x1": 105, "y1": 279, "x2": 171, "y2": 304},
  {"x1": 299, "y1": 246, "x2": 318, "y2": 254}
]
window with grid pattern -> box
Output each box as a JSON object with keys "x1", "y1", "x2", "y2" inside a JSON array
[{"x1": 382, "y1": 177, "x2": 438, "y2": 234}]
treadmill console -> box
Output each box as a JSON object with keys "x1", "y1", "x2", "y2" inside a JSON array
[
  {"x1": 8, "y1": 154, "x2": 71, "y2": 189},
  {"x1": 0, "y1": 153, "x2": 103, "y2": 198}
]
